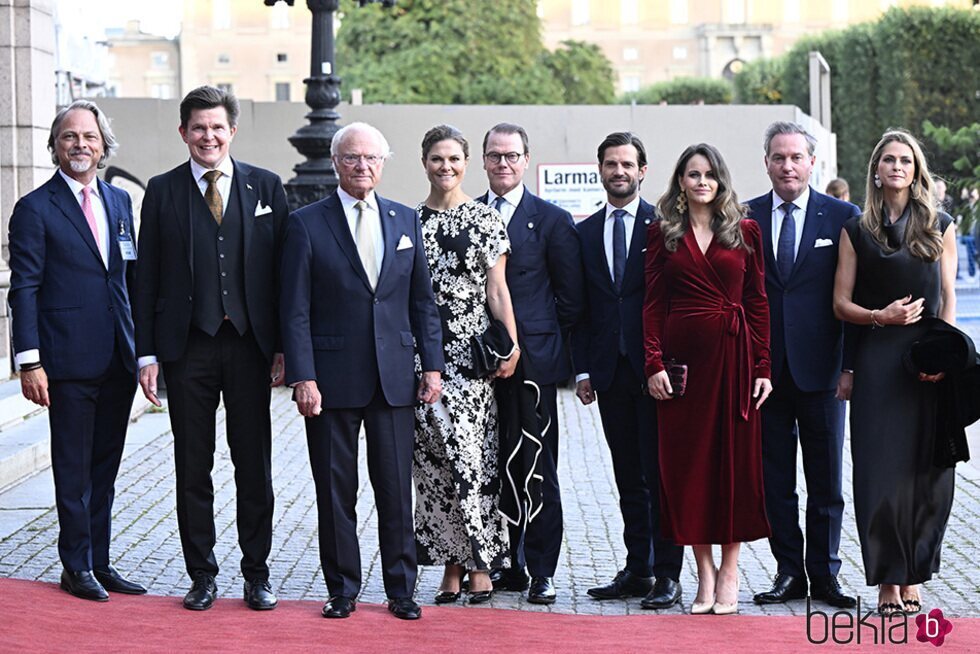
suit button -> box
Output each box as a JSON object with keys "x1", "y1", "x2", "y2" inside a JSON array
[
  {"x1": 374, "y1": 298, "x2": 380, "y2": 305},
  {"x1": 219, "y1": 254, "x2": 225, "y2": 259},
  {"x1": 619, "y1": 298, "x2": 624, "y2": 304},
  {"x1": 221, "y1": 272, "x2": 227, "y2": 277},
  {"x1": 108, "y1": 306, "x2": 113, "y2": 312},
  {"x1": 223, "y1": 290, "x2": 229, "y2": 296},
  {"x1": 218, "y1": 236, "x2": 224, "y2": 242},
  {"x1": 188, "y1": 295, "x2": 193, "y2": 302}
]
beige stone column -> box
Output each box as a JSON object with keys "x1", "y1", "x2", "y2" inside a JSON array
[{"x1": 0, "y1": 0, "x2": 55, "y2": 376}]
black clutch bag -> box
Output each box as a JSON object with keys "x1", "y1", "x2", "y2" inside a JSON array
[
  {"x1": 469, "y1": 319, "x2": 516, "y2": 379},
  {"x1": 663, "y1": 359, "x2": 688, "y2": 397}
]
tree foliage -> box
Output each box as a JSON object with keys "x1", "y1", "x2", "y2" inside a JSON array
[
  {"x1": 619, "y1": 78, "x2": 733, "y2": 105},
  {"x1": 335, "y1": 0, "x2": 613, "y2": 105},
  {"x1": 733, "y1": 58, "x2": 784, "y2": 105}
]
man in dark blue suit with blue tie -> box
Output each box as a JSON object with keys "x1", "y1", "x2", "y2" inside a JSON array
[
  {"x1": 572, "y1": 132, "x2": 684, "y2": 609},
  {"x1": 477, "y1": 123, "x2": 585, "y2": 604},
  {"x1": 746, "y1": 122, "x2": 859, "y2": 609},
  {"x1": 280, "y1": 122, "x2": 444, "y2": 621},
  {"x1": 8, "y1": 101, "x2": 145, "y2": 601}
]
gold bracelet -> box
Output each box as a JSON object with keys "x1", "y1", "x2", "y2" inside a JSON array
[{"x1": 870, "y1": 309, "x2": 884, "y2": 328}]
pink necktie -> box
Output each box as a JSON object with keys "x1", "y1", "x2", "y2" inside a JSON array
[{"x1": 80, "y1": 187, "x2": 103, "y2": 259}]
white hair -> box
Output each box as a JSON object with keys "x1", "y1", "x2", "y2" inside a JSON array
[{"x1": 331, "y1": 122, "x2": 391, "y2": 158}]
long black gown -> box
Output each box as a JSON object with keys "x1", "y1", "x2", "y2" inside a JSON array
[{"x1": 845, "y1": 210, "x2": 955, "y2": 586}]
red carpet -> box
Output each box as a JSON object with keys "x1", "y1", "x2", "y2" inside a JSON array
[{"x1": 3, "y1": 578, "x2": 977, "y2": 653}]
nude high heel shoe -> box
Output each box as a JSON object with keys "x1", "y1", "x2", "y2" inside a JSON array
[
  {"x1": 691, "y1": 568, "x2": 717, "y2": 614},
  {"x1": 712, "y1": 577, "x2": 739, "y2": 615}
]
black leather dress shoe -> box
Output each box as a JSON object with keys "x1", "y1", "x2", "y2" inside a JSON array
[
  {"x1": 388, "y1": 597, "x2": 422, "y2": 620},
  {"x1": 183, "y1": 573, "x2": 218, "y2": 611},
  {"x1": 244, "y1": 579, "x2": 278, "y2": 610},
  {"x1": 527, "y1": 576, "x2": 556, "y2": 605},
  {"x1": 322, "y1": 596, "x2": 356, "y2": 618},
  {"x1": 588, "y1": 569, "x2": 654, "y2": 600},
  {"x1": 753, "y1": 573, "x2": 807, "y2": 604},
  {"x1": 641, "y1": 577, "x2": 682, "y2": 609},
  {"x1": 490, "y1": 567, "x2": 530, "y2": 592},
  {"x1": 93, "y1": 566, "x2": 146, "y2": 595},
  {"x1": 811, "y1": 576, "x2": 857, "y2": 609},
  {"x1": 60, "y1": 570, "x2": 109, "y2": 602}
]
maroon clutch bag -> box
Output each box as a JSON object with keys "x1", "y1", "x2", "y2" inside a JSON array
[{"x1": 663, "y1": 359, "x2": 688, "y2": 397}]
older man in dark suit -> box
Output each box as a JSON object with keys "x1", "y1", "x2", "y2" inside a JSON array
[
  {"x1": 572, "y1": 132, "x2": 684, "y2": 609},
  {"x1": 8, "y1": 100, "x2": 144, "y2": 601},
  {"x1": 280, "y1": 122, "x2": 444, "y2": 621},
  {"x1": 746, "y1": 122, "x2": 860, "y2": 609},
  {"x1": 135, "y1": 86, "x2": 288, "y2": 612},
  {"x1": 477, "y1": 123, "x2": 585, "y2": 604}
]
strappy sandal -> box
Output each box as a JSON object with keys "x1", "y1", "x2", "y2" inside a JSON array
[
  {"x1": 877, "y1": 602, "x2": 905, "y2": 617},
  {"x1": 902, "y1": 597, "x2": 922, "y2": 614}
]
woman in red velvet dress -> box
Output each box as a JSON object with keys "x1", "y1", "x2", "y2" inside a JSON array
[{"x1": 644, "y1": 144, "x2": 773, "y2": 615}]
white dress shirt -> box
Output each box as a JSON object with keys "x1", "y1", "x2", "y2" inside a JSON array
[
  {"x1": 190, "y1": 156, "x2": 234, "y2": 213},
  {"x1": 337, "y1": 186, "x2": 385, "y2": 267},
  {"x1": 487, "y1": 184, "x2": 525, "y2": 227},
  {"x1": 771, "y1": 187, "x2": 810, "y2": 262}
]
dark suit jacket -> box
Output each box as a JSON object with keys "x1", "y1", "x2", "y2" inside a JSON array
[
  {"x1": 279, "y1": 191, "x2": 444, "y2": 409},
  {"x1": 571, "y1": 199, "x2": 656, "y2": 391},
  {"x1": 9, "y1": 172, "x2": 137, "y2": 379},
  {"x1": 478, "y1": 187, "x2": 585, "y2": 385},
  {"x1": 746, "y1": 187, "x2": 861, "y2": 392},
  {"x1": 134, "y1": 159, "x2": 288, "y2": 363}
]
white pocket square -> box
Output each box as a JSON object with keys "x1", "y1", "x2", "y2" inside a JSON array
[
  {"x1": 396, "y1": 234, "x2": 414, "y2": 251},
  {"x1": 254, "y1": 201, "x2": 272, "y2": 216},
  {"x1": 814, "y1": 238, "x2": 834, "y2": 248}
]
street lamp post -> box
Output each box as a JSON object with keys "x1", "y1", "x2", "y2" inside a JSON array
[{"x1": 264, "y1": 0, "x2": 395, "y2": 210}]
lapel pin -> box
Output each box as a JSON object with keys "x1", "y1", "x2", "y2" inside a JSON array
[
  {"x1": 389, "y1": 210, "x2": 396, "y2": 217},
  {"x1": 644, "y1": 217, "x2": 651, "y2": 225},
  {"x1": 528, "y1": 221, "x2": 534, "y2": 229},
  {"x1": 246, "y1": 184, "x2": 253, "y2": 191}
]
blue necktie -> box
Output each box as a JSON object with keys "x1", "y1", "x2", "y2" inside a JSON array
[
  {"x1": 612, "y1": 209, "x2": 627, "y2": 293},
  {"x1": 493, "y1": 196, "x2": 506, "y2": 214},
  {"x1": 776, "y1": 202, "x2": 796, "y2": 282}
]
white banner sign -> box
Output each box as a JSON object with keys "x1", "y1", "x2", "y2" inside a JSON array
[{"x1": 536, "y1": 163, "x2": 605, "y2": 219}]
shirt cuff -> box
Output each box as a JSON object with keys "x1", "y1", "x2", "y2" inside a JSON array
[
  {"x1": 14, "y1": 350, "x2": 40, "y2": 369},
  {"x1": 574, "y1": 373, "x2": 590, "y2": 383},
  {"x1": 138, "y1": 355, "x2": 159, "y2": 369}
]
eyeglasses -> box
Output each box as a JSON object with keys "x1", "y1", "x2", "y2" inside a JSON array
[
  {"x1": 338, "y1": 154, "x2": 384, "y2": 167},
  {"x1": 483, "y1": 151, "x2": 525, "y2": 164}
]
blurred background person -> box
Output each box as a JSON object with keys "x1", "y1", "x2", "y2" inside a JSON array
[
  {"x1": 825, "y1": 178, "x2": 851, "y2": 202},
  {"x1": 412, "y1": 125, "x2": 519, "y2": 605},
  {"x1": 644, "y1": 143, "x2": 773, "y2": 615},
  {"x1": 832, "y1": 130, "x2": 957, "y2": 616}
]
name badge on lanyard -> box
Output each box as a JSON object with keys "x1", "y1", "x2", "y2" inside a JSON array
[{"x1": 117, "y1": 218, "x2": 137, "y2": 260}]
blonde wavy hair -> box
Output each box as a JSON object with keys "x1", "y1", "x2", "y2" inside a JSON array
[
  {"x1": 861, "y1": 129, "x2": 942, "y2": 262},
  {"x1": 656, "y1": 143, "x2": 748, "y2": 253}
]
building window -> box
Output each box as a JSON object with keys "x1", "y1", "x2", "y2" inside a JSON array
[
  {"x1": 673, "y1": 46, "x2": 688, "y2": 60},
  {"x1": 151, "y1": 84, "x2": 172, "y2": 99},
  {"x1": 213, "y1": 0, "x2": 231, "y2": 30},
  {"x1": 217, "y1": 53, "x2": 231, "y2": 65},
  {"x1": 275, "y1": 82, "x2": 290, "y2": 102},
  {"x1": 277, "y1": 53, "x2": 288, "y2": 63},
  {"x1": 620, "y1": 0, "x2": 638, "y2": 25},
  {"x1": 670, "y1": 0, "x2": 688, "y2": 25},
  {"x1": 151, "y1": 51, "x2": 169, "y2": 68},
  {"x1": 270, "y1": 2, "x2": 290, "y2": 29},
  {"x1": 571, "y1": 0, "x2": 589, "y2": 26},
  {"x1": 623, "y1": 47, "x2": 638, "y2": 61},
  {"x1": 217, "y1": 83, "x2": 234, "y2": 94},
  {"x1": 622, "y1": 75, "x2": 641, "y2": 93}
]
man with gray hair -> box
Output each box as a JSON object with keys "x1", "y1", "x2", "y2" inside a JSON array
[
  {"x1": 280, "y1": 122, "x2": 444, "y2": 620},
  {"x1": 8, "y1": 100, "x2": 144, "y2": 601},
  {"x1": 746, "y1": 122, "x2": 860, "y2": 609}
]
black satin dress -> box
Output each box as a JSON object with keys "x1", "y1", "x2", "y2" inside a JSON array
[{"x1": 845, "y1": 209, "x2": 955, "y2": 586}]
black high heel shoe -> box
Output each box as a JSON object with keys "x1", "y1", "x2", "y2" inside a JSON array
[
  {"x1": 434, "y1": 589, "x2": 461, "y2": 604},
  {"x1": 468, "y1": 589, "x2": 493, "y2": 604}
]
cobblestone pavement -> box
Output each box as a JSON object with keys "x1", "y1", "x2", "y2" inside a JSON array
[{"x1": 2, "y1": 377, "x2": 979, "y2": 618}]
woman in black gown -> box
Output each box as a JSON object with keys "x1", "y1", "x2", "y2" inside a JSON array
[{"x1": 832, "y1": 130, "x2": 957, "y2": 616}]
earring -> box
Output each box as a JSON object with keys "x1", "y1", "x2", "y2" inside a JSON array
[
  {"x1": 874, "y1": 174, "x2": 882, "y2": 189},
  {"x1": 675, "y1": 192, "x2": 688, "y2": 214}
]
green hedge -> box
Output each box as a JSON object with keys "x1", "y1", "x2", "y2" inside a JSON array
[{"x1": 620, "y1": 77, "x2": 733, "y2": 105}]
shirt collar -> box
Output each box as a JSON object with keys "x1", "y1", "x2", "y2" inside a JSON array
[
  {"x1": 190, "y1": 156, "x2": 234, "y2": 184},
  {"x1": 58, "y1": 169, "x2": 100, "y2": 198},
  {"x1": 488, "y1": 184, "x2": 525, "y2": 208},
  {"x1": 337, "y1": 186, "x2": 378, "y2": 213},
  {"x1": 772, "y1": 186, "x2": 810, "y2": 215},
  {"x1": 605, "y1": 196, "x2": 640, "y2": 220}
]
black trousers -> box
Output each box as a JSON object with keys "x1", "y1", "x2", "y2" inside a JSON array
[
  {"x1": 163, "y1": 323, "x2": 274, "y2": 581},
  {"x1": 761, "y1": 361, "x2": 846, "y2": 580},
  {"x1": 49, "y1": 346, "x2": 136, "y2": 572},
  {"x1": 305, "y1": 383, "x2": 417, "y2": 599},
  {"x1": 508, "y1": 383, "x2": 563, "y2": 578},
  {"x1": 596, "y1": 355, "x2": 683, "y2": 580}
]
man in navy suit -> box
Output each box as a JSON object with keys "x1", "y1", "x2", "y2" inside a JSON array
[
  {"x1": 477, "y1": 123, "x2": 585, "y2": 604},
  {"x1": 572, "y1": 132, "x2": 684, "y2": 609},
  {"x1": 8, "y1": 100, "x2": 145, "y2": 601},
  {"x1": 280, "y1": 122, "x2": 444, "y2": 621},
  {"x1": 746, "y1": 122, "x2": 860, "y2": 609},
  {"x1": 135, "y1": 86, "x2": 287, "y2": 611}
]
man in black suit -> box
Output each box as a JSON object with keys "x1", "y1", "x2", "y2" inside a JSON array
[
  {"x1": 746, "y1": 122, "x2": 860, "y2": 609},
  {"x1": 8, "y1": 100, "x2": 145, "y2": 601},
  {"x1": 478, "y1": 123, "x2": 585, "y2": 604},
  {"x1": 280, "y1": 122, "x2": 444, "y2": 620},
  {"x1": 572, "y1": 132, "x2": 684, "y2": 609},
  {"x1": 134, "y1": 86, "x2": 287, "y2": 611}
]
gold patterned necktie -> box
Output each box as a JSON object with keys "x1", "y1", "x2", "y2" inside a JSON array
[
  {"x1": 203, "y1": 170, "x2": 223, "y2": 226},
  {"x1": 354, "y1": 200, "x2": 379, "y2": 289}
]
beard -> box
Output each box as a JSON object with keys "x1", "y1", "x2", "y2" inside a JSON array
[
  {"x1": 603, "y1": 177, "x2": 638, "y2": 199},
  {"x1": 68, "y1": 159, "x2": 93, "y2": 173}
]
